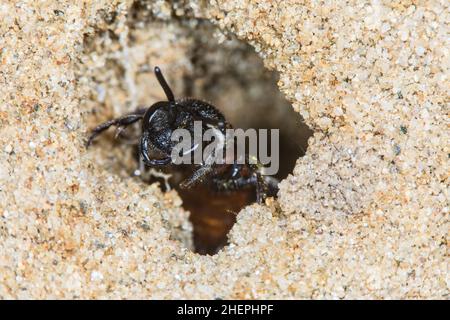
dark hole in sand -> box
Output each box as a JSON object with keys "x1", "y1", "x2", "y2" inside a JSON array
[{"x1": 82, "y1": 12, "x2": 312, "y2": 255}]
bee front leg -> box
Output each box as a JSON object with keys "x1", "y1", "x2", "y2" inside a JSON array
[{"x1": 86, "y1": 108, "x2": 147, "y2": 147}]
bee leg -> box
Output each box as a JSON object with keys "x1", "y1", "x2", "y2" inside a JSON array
[
  {"x1": 212, "y1": 171, "x2": 271, "y2": 204},
  {"x1": 254, "y1": 172, "x2": 268, "y2": 203},
  {"x1": 211, "y1": 163, "x2": 273, "y2": 203},
  {"x1": 245, "y1": 162, "x2": 271, "y2": 204},
  {"x1": 262, "y1": 175, "x2": 279, "y2": 197},
  {"x1": 86, "y1": 108, "x2": 147, "y2": 147}
]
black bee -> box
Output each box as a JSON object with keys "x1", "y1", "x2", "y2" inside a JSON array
[{"x1": 87, "y1": 67, "x2": 278, "y2": 203}]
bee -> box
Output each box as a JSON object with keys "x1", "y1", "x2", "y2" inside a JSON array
[{"x1": 87, "y1": 67, "x2": 278, "y2": 203}]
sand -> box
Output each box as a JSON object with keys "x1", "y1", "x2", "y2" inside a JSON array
[{"x1": 0, "y1": 0, "x2": 448, "y2": 299}]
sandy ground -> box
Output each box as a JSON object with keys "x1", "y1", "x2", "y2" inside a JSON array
[{"x1": 0, "y1": 0, "x2": 448, "y2": 299}]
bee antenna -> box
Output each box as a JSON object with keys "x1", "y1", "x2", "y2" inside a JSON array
[{"x1": 154, "y1": 66, "x2": 175, "y2": 102}]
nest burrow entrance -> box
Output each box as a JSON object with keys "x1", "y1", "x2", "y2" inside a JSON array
[{"x1": 80, "y1": 7, "x2": 312, "y2": 255}]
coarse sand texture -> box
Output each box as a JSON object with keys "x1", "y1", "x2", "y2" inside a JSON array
[{"x1": 0, "y1": 1, "x2": 448, "y2": 298}]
